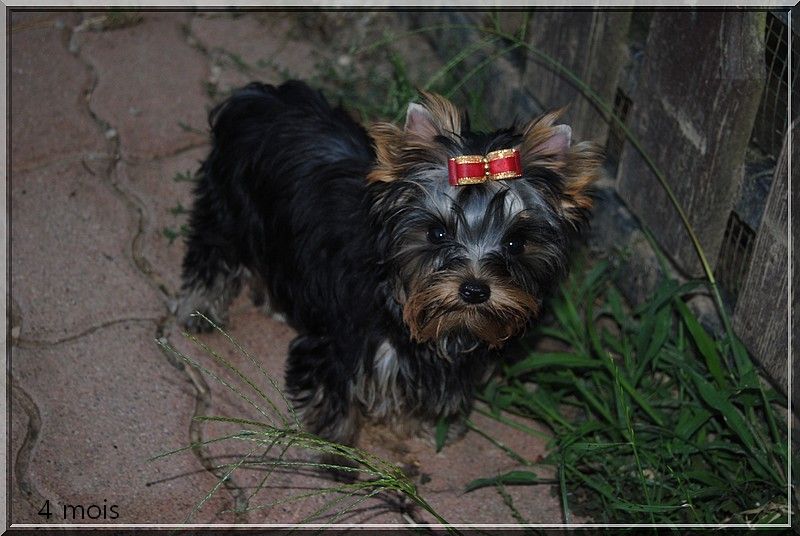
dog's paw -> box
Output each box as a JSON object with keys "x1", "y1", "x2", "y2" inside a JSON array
[
  {"x1": 421, "y1": 418, "x2": 468, "y2": 448},
  {"x1": 445, "y1": 419, "x2": 469, "y2": 443},
  {"x1": 249, "y1": 286, "x2": 287, "y2": 324},
  {"x1": 172, "y1": 289, "x2": 228, "y2": 333}
]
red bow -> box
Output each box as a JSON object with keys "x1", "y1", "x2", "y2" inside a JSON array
[{"x1": 447, "y1": 148, "x2": 523, "y2": 186}]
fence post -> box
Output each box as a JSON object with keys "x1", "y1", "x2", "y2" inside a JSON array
[
  {"x1": 733, "y1": 121, "x2": 793, "y2": 395},
  {"x1": 615, "y1": 12, "x2": 765, "y2": 277},
  {"x1": 522, "y1": 11, "x2": 632, "y2": 145}
]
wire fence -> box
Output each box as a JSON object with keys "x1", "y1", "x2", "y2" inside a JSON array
[{"x1": 751, "y1": 11, "x2": 797, "y2": 158}]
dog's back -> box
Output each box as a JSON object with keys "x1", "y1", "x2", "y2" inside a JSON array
[
  {"x1": 177, "y1": 81, "x2": 379, "y2": 333},
  {"x1": 206, "y1": 81, "x2": 374, "y2": 179}
]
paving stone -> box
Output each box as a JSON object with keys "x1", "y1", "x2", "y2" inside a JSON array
[
  {"x1": 11, "y1": 321, "x2": 234, "y2": 524},
  {"x1": 11, "y1": 160, "x2": 163, "y2": 342},
  {"x1": 10, "y1": 18, "x2": 108, "y2": 171},
  {"x1": 75, "y1": 13, "x2": 208, "y2": 160},
  {"x1": 190, "y1": 13, "x2": 317, "y2": 96},
  {"x1": 114, "y1": 147, "x2": 207, "y2": 294}
]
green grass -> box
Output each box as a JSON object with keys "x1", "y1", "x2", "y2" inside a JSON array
[{"x1": 477, "y1": 257, "x2": 790, "y2": 524}]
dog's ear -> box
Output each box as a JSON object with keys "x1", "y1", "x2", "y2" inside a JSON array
[
  {"x1": 519, "y1": 110, "x2": 572, "y2": 169},
  {"x1": 404, "y1": 103, "x2": 438, "y2": 140},
  {"x1": 520, "y1": 110, "x2": 603, "y2": 224},
  {"x1": 367, "y1": 92, "x2": 461, "y2": 183},
  {"x1": 404, "y1": 91, "x2": 462, "y2": 141}
]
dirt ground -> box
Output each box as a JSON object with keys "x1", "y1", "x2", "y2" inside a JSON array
[{"x1": 9, "y1": 10, "x2": 566, "y2": 526}]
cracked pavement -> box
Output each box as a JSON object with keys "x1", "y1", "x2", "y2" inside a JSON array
[{"x1": 10, "y1": 11, "x2": 564, "y2": 526}]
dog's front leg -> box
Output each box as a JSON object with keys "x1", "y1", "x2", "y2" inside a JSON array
[{"x1": 284, "y1": 335, "x2": 362, "y2": 481}]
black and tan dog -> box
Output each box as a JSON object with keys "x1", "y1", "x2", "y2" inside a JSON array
[{"x1": 177, "y1": 80, "x2": 601, "y2": 467}]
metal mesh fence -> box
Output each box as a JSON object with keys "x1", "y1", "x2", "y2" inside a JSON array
[
  {"x1": 716, "y1": 212, "x2": 757, "y2": 304},
  {"x1": 751, "y1": 11, "x2": 797, "y2": 158}
]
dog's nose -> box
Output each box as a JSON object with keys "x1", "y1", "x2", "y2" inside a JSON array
[{"x1": 459, "y1": 280, "x2": 491, "y2": 304}]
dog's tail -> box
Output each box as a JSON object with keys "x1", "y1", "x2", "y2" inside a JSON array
[{"x1": 205, "y1": 80, "x2": 375, "y2": 179}]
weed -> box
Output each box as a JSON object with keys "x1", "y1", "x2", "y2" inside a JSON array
[
  {"x1": 172, "y1": 170, "x2": 197, "y2": 183},
  {"x1": 154, "y1": 314, "x2": 455, "y2": 529},
  {"x1": 162, "y1": 224, "x2": 189, "y2": 246},
  {"x1": 169, "y1": 202, "x2": 189, "y2": 216}
]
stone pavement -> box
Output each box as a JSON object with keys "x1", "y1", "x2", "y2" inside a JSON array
[{"x1": 9, "y1": 11, "x2": 563, "y2": 526}]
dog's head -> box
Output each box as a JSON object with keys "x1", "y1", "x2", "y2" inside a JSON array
[{"x1": 367, "y1": 92, "x2": 602, "y2": 349}]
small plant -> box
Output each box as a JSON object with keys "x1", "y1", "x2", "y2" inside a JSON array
[
  {"x1": 172, "y1": 170, "x2": 197, "y2": 183},
  {"x1": 162, "y1": 224, "x2": 189, "y2": 246}
]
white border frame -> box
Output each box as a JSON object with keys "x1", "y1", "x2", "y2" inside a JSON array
[{"x1": 2, "y1": 2, "x2": 794, "y2": 532}]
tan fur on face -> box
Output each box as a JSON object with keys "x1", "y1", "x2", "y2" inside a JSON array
[
  {"x1": 367, "y1": 91, "x2": 462, "y2": 184},
  {"x1": 402, "y1": 272, "x2": 539, "y2": 349}
]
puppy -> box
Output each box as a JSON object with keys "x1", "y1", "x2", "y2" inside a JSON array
[{"x1": 177, "y1": 80, "x2": 601, "y2": 459}]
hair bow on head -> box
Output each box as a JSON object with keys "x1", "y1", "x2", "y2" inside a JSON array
[{"x1": 447, "y1": 148, "x2": 523, "y2": 186}]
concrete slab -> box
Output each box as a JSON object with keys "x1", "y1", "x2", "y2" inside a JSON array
[
  {"x1": 10, "y1": 18, "x2": 108, "y2": 171},
  {"x1": 74, "y1": 13, "x2": 208, "y2": 160},
  {"x1": 11, "y1": 321, "x2": 234, "y2": 524},
  {"x1": 11, "y1": 160, "x2": 163, "y2": 342}
]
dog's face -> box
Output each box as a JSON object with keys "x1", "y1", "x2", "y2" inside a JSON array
[{"x1": 367, "y1": 92, "x2": 602, "y2": 349}]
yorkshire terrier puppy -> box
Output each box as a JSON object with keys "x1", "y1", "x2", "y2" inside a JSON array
[{"x1": 177, "y1": 80, "x2": 601, "y2": 464}]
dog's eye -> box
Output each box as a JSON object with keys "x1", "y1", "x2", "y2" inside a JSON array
[
  {"x1": 427, "y1": 224, "x2": 449, "y2": 244},
  {"x1": 504, "y1": 236, "x2": 526, "y2": 255}
]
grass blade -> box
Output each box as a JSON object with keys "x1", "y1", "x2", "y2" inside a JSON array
[
  {"x1": 674, "y1": 299, "x2": 728, "y2": 389},
  {"x1": 465, "y1": 470, "x2": 540, "y2": 492},
  {"x1": 506, "y1": 352, "x2": 601, "y2": 376}
]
